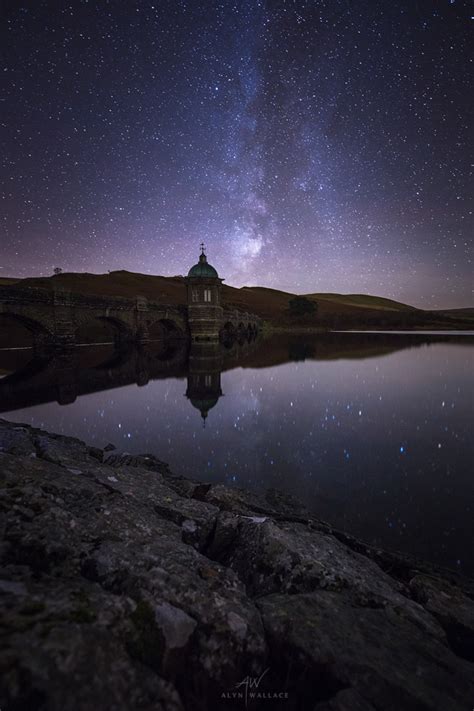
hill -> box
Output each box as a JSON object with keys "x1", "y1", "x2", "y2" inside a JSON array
[
  {"x1": 1, "y1": 270, "x2": 473, "y2": 330},
  {"x1": 17, "y1": 271, "x2": 188, "y2": 304},
  {"x1": 8, "y1": 271, "x2": 413, "y2": 323},
  {"x1": 304, "y1": 293, "x2": 417, "y2": 312}
]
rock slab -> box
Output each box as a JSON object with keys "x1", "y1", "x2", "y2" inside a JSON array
[{"x1": 0, "y1": 418, "x2": 473, "y2": 710}]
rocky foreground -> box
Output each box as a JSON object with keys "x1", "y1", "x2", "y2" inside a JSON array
[{"x1": 0, "y1": 419, "x2": 473, "y2": 711}]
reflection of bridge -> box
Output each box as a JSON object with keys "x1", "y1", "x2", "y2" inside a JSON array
[
  {"x1": 0, "y1": 286, "x2": 260, "y2": 350},
  {"x1": 1, "y1": 331, "x2": 472, "y2": 418},
  {"x1": 0, "y1": 336, "x2": 261, "y2": 413}
]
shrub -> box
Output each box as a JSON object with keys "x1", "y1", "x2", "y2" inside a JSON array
[{"x1": 288, "y1": 296, "x2": 317, "y2": 318}]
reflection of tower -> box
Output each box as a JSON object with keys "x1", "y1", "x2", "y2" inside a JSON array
[
  {"x1": 185, "y1": 344, "x2": 224, "y2": 426},
  {"x1": 185, "y1": 244, "x2": 224, "y2": 342}
]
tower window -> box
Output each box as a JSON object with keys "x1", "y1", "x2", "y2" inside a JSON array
[
  {"x1": 204, "y1": 375, "x2": 212, "y2": 387},
  {"x1": 192, "y1": 289, "x2": 199, "y2": 302},
  {"x1": 204, "y1": 289, "x2": 212, "y2": 302}
]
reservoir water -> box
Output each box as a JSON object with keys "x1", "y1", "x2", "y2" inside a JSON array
[{"x1": 1, "y1": 332, "x2": 473, "y2": 575}]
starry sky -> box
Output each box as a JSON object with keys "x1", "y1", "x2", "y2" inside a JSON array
[{"x1": 1, "y1": 0, "x2": 472, "y2": 307}]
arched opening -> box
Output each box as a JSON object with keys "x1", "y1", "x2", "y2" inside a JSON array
[
  {"x1": 75, "y1": 317, "x2": 131, "y2": 346},
  {"x1": 75, "y1": 344, "x2": 117, "y2": 369},
  {"x1": 152, "y1": 341, "x2": 183, "y2": 361},
  {"x1": 148, "y1": 318, "x2": 184, "y2": 341},
  {"x1": 247, "y1": 323, "x2": 258, "y2": 341},
  {"x1": 0, "y1": 313, "x2": 50, "y2": 383},
  {"x1": 90, "y1": 347, "x2": 132, "y2": 371},
  {"x1": 0, "y1": 313, "x2": 48, "y2": 350},
  {"x1": 0, "y1": 352, "x2": 49, "y2": 386},
  {"x1": 236, "y1": 322, "x2": 247, "y2": 344},
  {"x1": 220, "y1": 321, "x2": 235, "y2": 344}
]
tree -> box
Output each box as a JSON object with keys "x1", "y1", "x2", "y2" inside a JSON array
[
  {"x1": 288, "y1": 296, "x2": 317, "y2": 318},
  {"x1": 53, "y1": 267, "x2": 62, "y2": 275}
]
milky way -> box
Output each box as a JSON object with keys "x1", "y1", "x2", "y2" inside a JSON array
[{"x1": 1, "y1": 1, "x2": 472, "y2": 307}]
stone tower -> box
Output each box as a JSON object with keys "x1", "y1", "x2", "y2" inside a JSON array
[{"x1": 185, "y1": 245, "x2": 223, "y2": 342}]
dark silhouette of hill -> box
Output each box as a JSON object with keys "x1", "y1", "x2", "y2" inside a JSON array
[{"x1": 3, "y1": 270, "x2": 473, "y2": 330}]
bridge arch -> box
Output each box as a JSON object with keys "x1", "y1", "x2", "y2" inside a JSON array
[
  {"x1": 0, "y1": 311, "x2": 54, "y2": 349},
  {"x1": 147, "y1": 317, "x2": 185, "y2": 340},
  {"x1": 75, "y1": 315, "x2": 134, "y2": 346},
  {"x1": 220, "y1": 321, "x2": 236, "y2": 340},
  {"x1": 0, "y1": 351, "x2": 48, "y2": 385}
]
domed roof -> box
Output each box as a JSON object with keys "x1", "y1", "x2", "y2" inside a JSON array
[
  {"x1": 189, "y1": 396, "x2": 220, "y2": 427},
  {"x1": 189, "y1": 396, "x2": 220, "y2": 416},
  {"x1": 187, "y1": 248, "x2": 219, "y2": 278}
]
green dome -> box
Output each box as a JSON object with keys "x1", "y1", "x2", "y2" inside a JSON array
[{"x1": 188, "y1": 251, "x2": 219, "y2": 278}]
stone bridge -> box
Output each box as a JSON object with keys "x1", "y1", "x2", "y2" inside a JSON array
[{"x1": 0, "y1": 286, "x2": 261, "y2": 350}]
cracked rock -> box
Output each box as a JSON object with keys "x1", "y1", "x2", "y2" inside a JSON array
[{"x1": 0, "y1": 418, "x2": 473, "y2": 711}]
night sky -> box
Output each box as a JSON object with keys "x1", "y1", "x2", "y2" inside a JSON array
[{"x1": 1, "y1": 1, "x2": 472, "y2": 307}]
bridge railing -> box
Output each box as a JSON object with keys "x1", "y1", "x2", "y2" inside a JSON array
[
  {"x1": 0, "y1": 285, "x2": 57, "y2": 306},
  {"x1": 0, "y1": 285, "x2": 183, "y2": 314}
]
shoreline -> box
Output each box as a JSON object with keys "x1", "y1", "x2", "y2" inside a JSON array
[
  {"x1": 1, "y1": 418, "x2": 473, "y2": 709},
  {"x1": 261, "y1": 325, "x2": 474, "y2": 334}
]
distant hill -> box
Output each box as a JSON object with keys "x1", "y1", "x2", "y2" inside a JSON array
[
  {"x1": 13, "y1": 271, "x2": 415, "y2": 321},
  {"x1": 1, "y1": 270, "x2": 473, "y2": 330},
  {"x1": 304, "y1": 293, "x2": 417, "y2": 312},
  {"x1": 17, "y1": 271, "x2": 188, "y2": 304},
  {"x1": 436, "y1": 308, "x2": 474, "y2": 321}
]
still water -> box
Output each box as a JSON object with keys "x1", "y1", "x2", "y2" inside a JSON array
[{"x1": 1, "y1": 332, "x2": 473, "y2": 575}]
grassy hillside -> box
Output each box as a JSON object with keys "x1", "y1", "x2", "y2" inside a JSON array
[
  {"x1": 2, "y1": 270, "x2": 417, "y2": 310},
  {"x1": 1, "y1": 270, "x2": 472, "y2": 330},
  {"x1": 305, "y1": 293, "x2": 417, "y2": 312},
  {"x1": 17, "y1": 271, "x2": 188, "y2": 304},
  {"x1": 436, "y1": 308, "x2": 474, "y2": 322}
]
